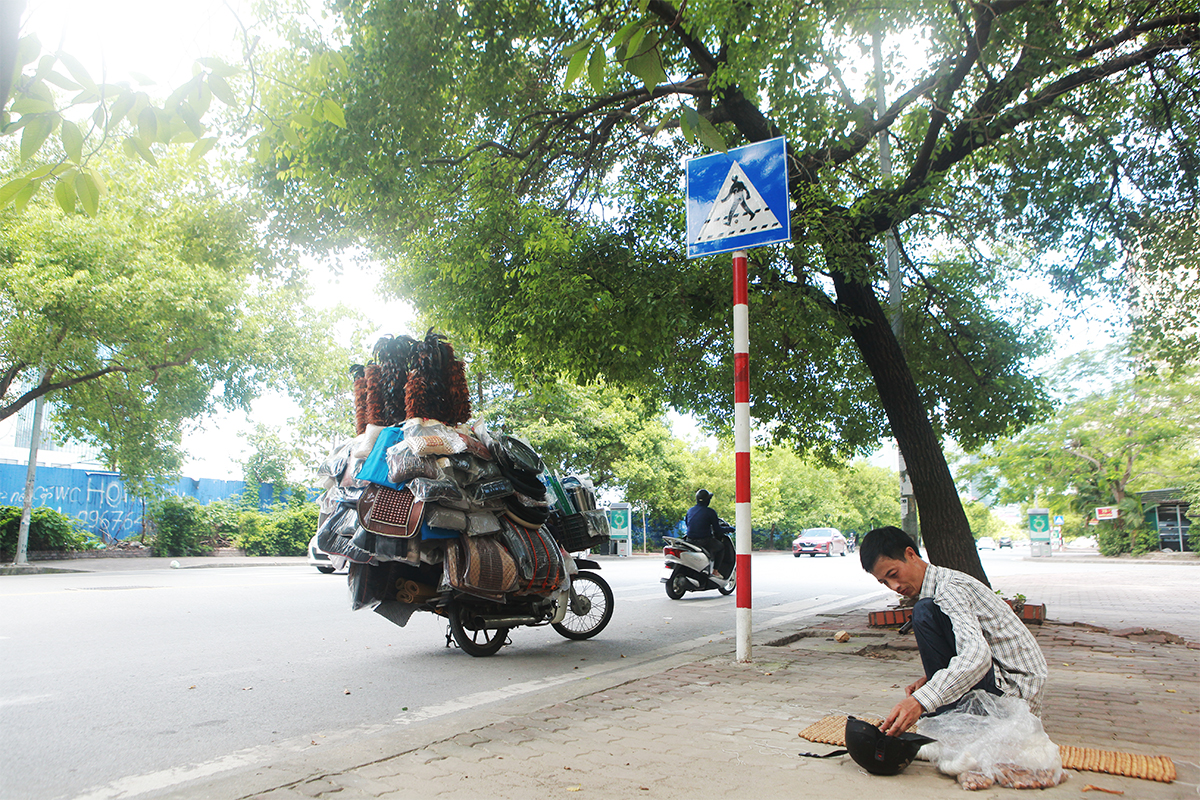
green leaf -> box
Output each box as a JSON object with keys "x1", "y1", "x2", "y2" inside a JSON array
[
  {"x1": 608, "y1": 22, "x2": 639, "y2": 50},
  {"x1": 696, "y1": 116, "x2": 727, "y2": 153},
  {"x1": 679, "y1": 109, "x2": 695, "y2": 144},
  {"x1": 129, "y1": 72, "x2": 157, "y2": 86},
  {"x1": 320, "y1": 98, "x2": 346, "y2": 128},
  {"x1": 10, "y1": 97, "x2": 55, "y2": 114},
  {"x1": 197, "y1": 56, "x2": 239, "y2": 78},
  {"x1": 187, "y1": 137, "x2": 218, "y2": 164},
  {"x1": 137, "y1": 106, "x2": 158, "y2": 144},
  {"x1": 637, "y1": 0, "x2": 651, "y2": 14},
  {"x1": 626, "y1": 36, "x2": 667, "y2": 93},
  {"x1": 124, "y1": 136, "x2": 157, "y2": 166},
  {"x1": 587, "y1": 45, "x2": 606, "y2": 92},
  {"x1": 42, "y1": 70, "x2": 81, "y2": 91},
  {"x1": 54, "y1": 176, "x2": 77, "y2": 213},
  {"x1": 0, "y1": 177, "x2": 31, "y2": 206},
  {"x1": 74, "y1": 172, "x2": 100, "y2": 216},
  {"x1": 15, "y1": 34, "x2": 41, "y2": 70},
  {"x1": 61, "y1": 119, "x2": 84, "y2": 162},
  {"x1": 178, "y1": 104, "x2": 205, "y2": 138},
  {"x1": 208, "y1": 74, "x2": 237, "y2": 106},
  {"x1": 108, "y1": 92, "x2": 136, "y2": 126},
  {"x1": 626, "y1": 27, "x2": 647, "y2": 59},
  {"x1": 20, "y1": 114, "x2": 56, "y2": 161},
  {"x1": 56, "y1": 51, "x2": 98, "y2": 92},
  {"x1": 565, "y1": 47, "x2": 588, "y2": 90},
  {"x1": 13, "y1": 181, "x2": 39, "y2": 213}
]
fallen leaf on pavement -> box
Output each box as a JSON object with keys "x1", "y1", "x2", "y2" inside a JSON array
[{"x1": 1082, "y1": 785, "x2": 1124, "y2": 794}]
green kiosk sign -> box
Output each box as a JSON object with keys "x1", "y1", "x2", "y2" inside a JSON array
[
  {"x1": 607, "y1": 502, "x2": 631, "y2": 557},
  {"x1": 1028, "y1": 507, "x2": 1051, "y2": 558}
]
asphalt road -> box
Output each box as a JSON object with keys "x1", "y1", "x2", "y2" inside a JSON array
[{"x1": 2, "y1": 545, "x2": 1190, "y2": 800}]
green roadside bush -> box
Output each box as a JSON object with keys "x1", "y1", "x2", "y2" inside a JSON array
[
  {"x1": 235, "y1": 503, "x2": 317, "y2": 557},
  {"x1": 147, "y1": 495, "x2": 211, "y2": 557},
  {"x1": 0, "y1": 505, "x2": 97, "y2": 555}
]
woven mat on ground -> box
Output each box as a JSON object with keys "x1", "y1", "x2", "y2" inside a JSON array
[
  {"x1": 1058, "y1": 745, "x2": 1176, "y2": 783},
  {"x1": 798, "y1": 716, "x2": 1176, "y2": 783}
]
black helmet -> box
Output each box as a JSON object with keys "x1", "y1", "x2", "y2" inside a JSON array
[
  {"x1": 844, "y1": 716, "x2": 935, "y2": 776},
  {"x1": 695, "y1": 489, "x2": 712, "y2": 505}
]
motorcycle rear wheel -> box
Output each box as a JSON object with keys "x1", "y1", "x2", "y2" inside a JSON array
[
  {"x1": 448, "y1": 605, "x2": 509, "y2": 656},
  {"x1": 665, "y1": 568, "x2": 688, "y2": 600},
  {"x1": 553, "y1": 572, "x2": 614, "y2": 640}
]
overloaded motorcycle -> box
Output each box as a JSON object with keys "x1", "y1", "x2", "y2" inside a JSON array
[
  {"x1": 317, "y1": 415, "x2": 615, "y2": 657},
  {"x1": 661, "y1": 518, "x2": 736, "y2": 599}
]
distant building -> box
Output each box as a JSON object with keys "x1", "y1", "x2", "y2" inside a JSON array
[{"x1": 1137, "y1": 488, "x2": 1192, "y2": 552}]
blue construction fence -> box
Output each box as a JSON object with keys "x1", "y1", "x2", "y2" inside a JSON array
[{"x1": 0, "y1": 463, "x2": 304, "y2": 542}]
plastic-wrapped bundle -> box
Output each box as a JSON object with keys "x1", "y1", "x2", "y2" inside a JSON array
[
  {"x1": 916, "y1": 690, "x2": 1066, "y2": 790},
  {"x1": 316, "y1": 504, "x2": 375, "y2": 564},
  {"x1": 386, "y1": 442, "x2": 441, "y2": 484},
  {"x1": 317, "y1": 440, "x2": 354, "y2": 489},
  {"x1": 404, "y1": 418, "x2": 468, "y2": 456}
]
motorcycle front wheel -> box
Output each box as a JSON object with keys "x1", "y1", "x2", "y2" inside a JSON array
[
  {"x1": 665, "y1": 568, "x2": 688, "y2": 600},
  {"x1": 448, "y1": 605, "x2": 509, "y2": 656},
  {"x1": 717, "y1": 573, "x2": 736, "y2": 596},
  {"x1": 553, "y1": 572, "x2": 614, "y2": 640}
]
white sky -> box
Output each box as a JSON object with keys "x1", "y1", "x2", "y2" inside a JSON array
[{"x1": 18, "y1": 0, "x2": 1119, "y2": 482}]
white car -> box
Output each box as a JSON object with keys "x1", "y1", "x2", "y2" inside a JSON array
[
  {"x1": 308, "y1": 534, "x2": 346, "y2": 574},
  {"x1": 976, "y1": 537, "x2": 997, "y2": 550}
]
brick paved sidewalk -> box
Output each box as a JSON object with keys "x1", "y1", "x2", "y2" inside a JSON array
[{"x1": 239, "y1": 611, "x2": 1199, "y2": 800}]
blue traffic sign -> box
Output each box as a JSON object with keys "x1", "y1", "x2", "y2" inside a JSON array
[{"x1": 686, "y1": 137, "x2": 791, "y2": 258}]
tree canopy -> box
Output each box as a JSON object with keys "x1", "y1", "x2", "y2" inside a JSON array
[
  {"x1": 0, "y1": 150, "x2": 359, "y2": 491},
  {"x1": 250, "y1": 0, "x2": 1198, "y2": 583},
  {"x1": 959, "y1": 351, "x2": 1200, "y2": 552}
]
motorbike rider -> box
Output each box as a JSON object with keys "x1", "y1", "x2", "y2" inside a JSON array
[{"x1": 685, "y1": 489, "x2": 728, "y2": 577}]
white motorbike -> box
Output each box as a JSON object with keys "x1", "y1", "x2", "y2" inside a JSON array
[{"x1": 661, "y1": 521, "x2": 736, "y2": 599}]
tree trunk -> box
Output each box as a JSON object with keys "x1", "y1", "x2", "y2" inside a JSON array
[{"x1": 831, "y1": 270, "x2": 989, "y2": 586}]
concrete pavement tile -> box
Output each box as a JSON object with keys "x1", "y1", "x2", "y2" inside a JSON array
[
  {"x1": 328, "y1": 771, "x2": 410, "y2": 796},
  {"x1": 245, "y1": 788, "x2": 317, "y2": 800},
  {"x1": 290, "y1": 778, "x2": 344, "y2": 797}
]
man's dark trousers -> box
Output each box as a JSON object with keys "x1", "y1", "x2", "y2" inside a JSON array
[{"x1": 911, "y1": 597, "x2": 1002, "y2": 714}]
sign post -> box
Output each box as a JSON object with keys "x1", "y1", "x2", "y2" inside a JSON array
[{"x1": 686, "y1": 138, "x2": 790, "y2": 662}]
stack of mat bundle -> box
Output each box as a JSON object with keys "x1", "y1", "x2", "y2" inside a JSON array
[{"x1": 313, "y1": 331, "x2": 607, "y2": 625}]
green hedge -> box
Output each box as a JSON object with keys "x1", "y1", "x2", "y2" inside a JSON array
[
  {"x1": 146, "y1": 495, "x2": 211, "y2": 557},
  {"x1": 0, "y1": 505, "x2": 96, "y2": 555},
  {"x1": 235, "y1": 503, "x2": 318, "y2": 556}
]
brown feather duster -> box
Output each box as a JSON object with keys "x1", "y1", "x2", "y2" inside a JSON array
[
  {"x1": 444, "y1": 343, "x2": 471, "y2": 425},
  {"x1": 364, "y1": 364, "x2": 386, "y2": 427}
]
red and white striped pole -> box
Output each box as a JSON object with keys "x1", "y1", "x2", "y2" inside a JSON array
[{"x1": 732, "y1": 250, "x2": 752, "y2": 662}]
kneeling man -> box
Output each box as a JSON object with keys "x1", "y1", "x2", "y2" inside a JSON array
[{"x1": 860, "y1": 526, "x2": 1047, "y2": 737}]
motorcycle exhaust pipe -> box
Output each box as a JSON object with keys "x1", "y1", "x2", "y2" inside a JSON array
[{"x1": 473, "y1": 615, "x2": 540, "y2": 629}]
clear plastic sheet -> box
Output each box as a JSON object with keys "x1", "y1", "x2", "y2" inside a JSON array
[
  {"x1": 316, "y1": 505, "x2": 375, "y2": 565},
  {"x1": 317, "y1": 440, "x2": 353, "y2": 488},
  {"x1": 386, "y1": 442, "x2": 440, "y2": 483},
  {"x1": 425, "y1": 505, "x2": 467, "y2": 531},
  {"x1": 403, "y1": 418, "x2": 467, "y2": 456},
  {"x1": 407, "y1": 477, "x2": 464, "y2": 503},
  {"x1": 916, "y1": 690, "x2": 1065, "y2": 790}
]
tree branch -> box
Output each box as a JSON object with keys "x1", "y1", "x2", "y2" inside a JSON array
[{"x1": 0, "y1": 350, "x2": 202, "y2": 423}]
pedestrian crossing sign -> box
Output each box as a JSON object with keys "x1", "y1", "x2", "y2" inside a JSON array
[{"x1": 686, "y1": 137, "x2": 791, "y2": 258}]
